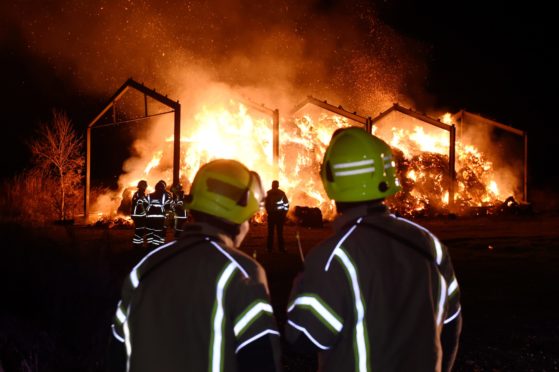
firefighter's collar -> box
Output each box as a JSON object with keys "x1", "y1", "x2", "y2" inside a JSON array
[
  {"x1": 333, "y1": 202, "x2": 388, "y2": 232},
  {"x1": 180, "y1": 222, "x2": 236, "y2": 250}
]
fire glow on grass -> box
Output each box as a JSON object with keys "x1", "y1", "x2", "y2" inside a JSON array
[{"x1": 112, "y1": 102, "x2": 516, "y2": 220}]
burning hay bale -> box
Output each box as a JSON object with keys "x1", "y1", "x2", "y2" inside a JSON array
[{"x1": 293, "y1": 206, "x2": 323, "y2": 228}]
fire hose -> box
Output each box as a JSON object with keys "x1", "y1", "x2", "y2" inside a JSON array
[{"x1": 295, "y1": 229, "x2": 305, "y2": 264}]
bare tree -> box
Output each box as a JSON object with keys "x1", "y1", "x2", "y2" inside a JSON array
[{"x1": 29, "y1": 110, "x2": 84, "y2": 221}]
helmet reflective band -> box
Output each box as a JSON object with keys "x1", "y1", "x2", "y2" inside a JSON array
[
  {"x1": 320, "y1": 127, "x2": 401, "y2": 202},
  {"x1": 186, "y1": 159, "x2": 264, "y2": 224}
]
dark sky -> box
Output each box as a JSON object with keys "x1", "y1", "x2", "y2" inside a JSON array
[{"x1": 1, "y1": 0, "x2": 557, "y2": 192}]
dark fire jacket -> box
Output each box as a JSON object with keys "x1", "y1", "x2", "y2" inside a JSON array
[
  {"x1": 111, "y1": 222, "x2": 282, "y2": 372},
  {"x1": 286, "y1": 204, "x2": 461, "y2": 372}
]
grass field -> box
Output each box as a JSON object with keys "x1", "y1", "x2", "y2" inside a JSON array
[{"x1": 1, "y1": 213, "x2": 558, "y2": 371}]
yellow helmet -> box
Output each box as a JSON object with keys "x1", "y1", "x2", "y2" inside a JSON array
[
  {"x1": 186, "y1": 159, "x2": 265, "y2": 224},
  {"x1": 321, "y1": 127, "x2": 401, "y2": 202}
]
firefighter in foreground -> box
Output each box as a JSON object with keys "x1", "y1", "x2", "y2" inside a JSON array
[
  {"x1": 145, "y1": 179, "x2": 172, "y2": 249},
  {"x1": 130, "y1": 180, "x2": 148, "y2": 248},
  {"x1": 265, "y1": 180, "x2": 289, "y2": 252},
  {"x1": 285, "y1": 127, "x2": 462, "y2": 372},
  {"x1": 109, "y1": 159, "x2": 282, "y2": 372}
]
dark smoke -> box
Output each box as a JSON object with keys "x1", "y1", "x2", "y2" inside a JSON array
[{"x1": 1, "y1": 0, "x2": 428, "y2": 113}]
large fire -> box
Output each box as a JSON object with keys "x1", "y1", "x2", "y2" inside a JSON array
[{"x1": 100, "y1": 100, "x2": 518, "y2": 221}]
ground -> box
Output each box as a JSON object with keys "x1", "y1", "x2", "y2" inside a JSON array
[{"x1": 1, "y1": 213, "x2": 558, "y2": 371}]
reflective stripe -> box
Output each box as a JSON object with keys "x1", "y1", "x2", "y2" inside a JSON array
[
  {"x1": 111, "y1": 324, "x2": 124, "y2": 343},
  {"x1": 444, "y1": 306, "x2": 461, "y2": 324},
  {"x1": 129, "y1": 241, "x2": 176, "y2": 288},
  {"x1": 447, "y1": 277, "x2": 459, "y2": 296},
  {"x1": 235, "y1": 329, "x2": 280, "y2": 353},
  {"x1": 394, "y1": 215, "x2": 443, "y2": 265},
  {"x1": 116, "y1": 303, "x2": 126, "y2": 323},
  {"x1": 209, "y1": 240, "x2": 249, "y2": 278},
  {"x1": 288, "y1": 295, "x2": 343, "y2": 333},
  {"x1": 332, "y1": 248, "x2": 369, "y2": 372},
  {"x1": 325, "y1": 218, "x2": 361, "y2": 271},
  {"x1": 333, "y1": 159, "x2": 374, "y2": 169},
  {"x1": 123, "y1": 306, "x2": 132, "y2": 372},
  {"x1": 210, "y1": 263, "x2": 237, "y2": 372},
  {"x1": 287, "y1": 320, "x2": 330, "y2": 350},
  {"x1": 335, "y1": 167, "x2": 375, "y2": 177},
  {"x1": 436, "y1": 274, "x2": 447, "y2": 326},
  {"x1": 234, "y1": 301, "x2": 274, "y2": 337}
]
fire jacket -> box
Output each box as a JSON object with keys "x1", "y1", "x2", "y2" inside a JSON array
[
  {"x1": 130, "y1": 191, "x2": 148, "y2": 218},
  {"x1": 172, "y1": 190, "x2": 188, "y2": 220},
  {"x1": 111, "y1": 222, "x2": 282, "y2": 372},
  {"x1": 265, "y1": 189, "x2": 289, "y2": 219},
  {"x1": 145, "y1": 190, "x2": 172, "y2": 219},
  {"x1": 286, "y1": 203, "x2": 461, "y2": 372}
]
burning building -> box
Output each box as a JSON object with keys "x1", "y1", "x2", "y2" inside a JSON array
[{"x1": 85, "y1": 79, "x2": 526, "y2": 222}]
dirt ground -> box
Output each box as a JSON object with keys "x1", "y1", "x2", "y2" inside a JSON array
[{"x1": 1, "y1": 213, "x2": 558, "y2": 371}]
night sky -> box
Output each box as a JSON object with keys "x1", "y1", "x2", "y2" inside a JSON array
[{"x1": 1, "y1": 0, "x2": 557, "y2": 195}]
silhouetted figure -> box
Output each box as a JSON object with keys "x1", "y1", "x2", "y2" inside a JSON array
[
  {"x1": 130, "y1": 180, "x2": 148, "y2": 248},
  {"x1": 146, "y1": 180, "x2": 172, "y2": 250},
  {"x1": 265, "y1": 180, "x2": 289, "y2": 252},
  {"x1": 171, "y1": 183, "x2": 188, "y2": 237}
]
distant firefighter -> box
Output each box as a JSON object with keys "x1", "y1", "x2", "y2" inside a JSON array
[
  {"x1": 171, "y1": 183, "x2": 188, "y2": 237},
  {"x1": 265, "y1": 180, "x2": 289, "y2": 252},
  {"x1": 130, "y1": 180, "x2": 148, "y2": 248},
  {"x1": 146, "y1": 180, "x2": 172, "y2": 249}
]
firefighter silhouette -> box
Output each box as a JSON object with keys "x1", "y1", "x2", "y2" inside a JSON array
[
  {"x1": 146, "y1": 180, "x2": 172, "y2": 249},
  {"x1": 130, "y1": 180, "x2": 148, "y2": 248},
  {"x1": 265, "y1": 180, "x2": 289, "y2": 252},
  {"x1": 171, "y1": 183, "x2": 188, "y2": 237}
]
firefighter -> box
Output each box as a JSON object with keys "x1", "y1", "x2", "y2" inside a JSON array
[
  {"x1": 171, "y1": 183, "x2": 188, "y2": 238},
  {"x1": 130, "y1": 180, "x2": 148, "y2": 248},
  {"x1": 109, "y1": 159, "x2": 282, "y2": 372},
  {"x1": 285, "y1": 127, "x2": 462, "y2": 372},
  {"x1": 265, "y1": 180, "x2": 289, "y2": 252},
  {"x1": 145, "y1": 180, "x2": 172, "y2": 250}
]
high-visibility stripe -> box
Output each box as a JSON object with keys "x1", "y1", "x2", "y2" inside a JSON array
[
  {"x1": 325, "y1": 218, "x2": 361, "y2": 271},
  {"x1": 209, "y1": 263, "x2": 237, "y2": 372},
  {"x1": 209, "y1": 240, "x2": 249, "y2": 278},
  {"x1": 288, "y1": 295, "x2": 343, "y2": 333},
  {"x1": 116, "y1": 304, "x2": 126, "y2": 323},
  {"x1": 335, "y1": 167, "x2": 375, "y2": 177},
  {"x1": 287, "y1": 320, "x2": 330, "y2": 350},
  {"x1": 111, "y1": 324, "x2": 124, "y2": 343},
  {"x1": 447, "y1": 277, "x2": 459, "y2": 296},
  {"x1": 129, "y1": 241, "x2": 176, "y2": 288},
  {"x1": 333, "y1": 159, "x2": 375, "y2": 169},
  {"x1": 123, "y1": 306, "x2": 132, "y2": 372},
  {"x1": 333, "y1": 248, "x2": 370, "y2": 372},
  {"x1": 444, "y1": 306, "x2": 461, "y2": 324},
  {"x1": 393, "y1": 215, "x2": 443, "y2": 265},
  {"x1": 436, "y1": 274, "x2": 447, "y2": 326},
  {"x1": 235, "y1": 329, "x2": 280, "y2": 353},
  {"x1": 234, "y1": 301, "x2": 273, "y2": 337}
]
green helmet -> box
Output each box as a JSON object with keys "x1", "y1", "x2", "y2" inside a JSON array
[
  {"x1": 320, "y1": 127, "x2": 401, "y2": 202},
  {"x1": 186, "y1": 159, "x2": 265, "y2": 224}
]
